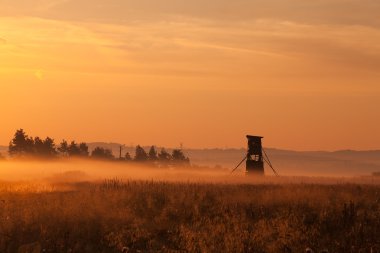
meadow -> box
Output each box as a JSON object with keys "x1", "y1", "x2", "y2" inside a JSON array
[{"x1": 1, "y1": 176, "x2": 380, "y2": 253}]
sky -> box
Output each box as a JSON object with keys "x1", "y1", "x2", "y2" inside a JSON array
[{"x1": 0, "y1": 0, "x2": 379, "y2": 150}]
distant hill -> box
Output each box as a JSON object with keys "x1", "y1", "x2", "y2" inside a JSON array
[
  {"x1": 2, "y1": 142, "x2": 380, "y2": 177},
  {"x1": 261, "y1": 149, "x2": 380, "y2": 177}
]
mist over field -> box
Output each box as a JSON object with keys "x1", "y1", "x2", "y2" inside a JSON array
[
  {"x1": 2, "y1": 143, "x2": 380, "y2": 181},
  {"x1": 0, "y1": 160, "x2": 229, "y2": 183},
  {"x1": 0, "y1": 160, "x2": 379, "y2": 188},
  {"x1": 1, "y1": 147, "x2": 380, "y2": 252}
]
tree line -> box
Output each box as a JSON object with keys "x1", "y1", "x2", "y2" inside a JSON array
[{"x1": 7, "y1": 129, "x2": 190, "y2": 165}]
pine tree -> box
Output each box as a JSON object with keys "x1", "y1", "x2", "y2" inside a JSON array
[
  {"x1": 172, "y1": 149, "x2": 190, "y2": 165},
  {"x1": 134, "y1": 145, "x2": 148, "y2": 162},
  {"x1": 148, "y1": 146, "x2": 158, "y2": 161},
  {"x1": 68, "y1": 141, "x2": 81, "y2": 156},
  {"x1": 158, "y1": 148, "x2": 171, "y2": 162},
  {"x1": 79, "y1": 143, "x2": 89, "y2": 157},
  {"x1": 91, "y1": 147, "x2": 114, "y2": 160},
  {"x1": 58, "y1": 140, "x2": 69, "y2": 156},
  {"x1": 125, "y1": 152, "x2": 132, "y2": 161},
  {"x1": 8, "y1": 129, "x2": 34, "y2": 157}
]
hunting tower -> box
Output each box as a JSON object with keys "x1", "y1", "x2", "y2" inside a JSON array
[{"x1": 246, "y1": 135, "x2": 264, "y2": 175}]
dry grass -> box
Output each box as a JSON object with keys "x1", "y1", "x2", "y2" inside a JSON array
[{"x1": 0, "y1": 179, "x2": 380, "y2": 253}]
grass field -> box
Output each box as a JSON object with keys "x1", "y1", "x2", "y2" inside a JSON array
[{"x1": 1, "y1": 178, "x2": 380, "y2": 253}]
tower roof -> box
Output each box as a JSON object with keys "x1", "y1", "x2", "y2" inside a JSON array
[{"x1": 246, "y1": 135, "x2": 263, "y2": 140}]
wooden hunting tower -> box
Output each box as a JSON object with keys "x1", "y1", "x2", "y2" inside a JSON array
[
  {"x1": 231, "y1": 135, "x2": 277, "y2": 176},
  {"x1": 246, "y1": 135, "x2": 264, "y2": 175}
]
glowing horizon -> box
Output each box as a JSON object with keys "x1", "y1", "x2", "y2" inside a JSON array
[{"x1": 1, "y1": 0, "x2": 380, "y2": 151}]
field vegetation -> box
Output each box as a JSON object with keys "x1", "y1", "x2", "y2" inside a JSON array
[{"x1": 1, "y1": 179, "x2": 380, "y2": 253}]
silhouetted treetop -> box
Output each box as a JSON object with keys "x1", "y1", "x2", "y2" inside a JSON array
[
  {"x1": 158, "y1": 148, "x2": 171, "y2": 162},
  {"x1": 9, "y1": 129, "x2": 34, "y2": 157},
  {"x1": 125, "y1": 152, "x2": 132, "y2": 161},
  {"x1": 79, "y1": 143, "x2": 89, "y2": 157},
  {"x1": 58, "y1": 140, "x2": 69, "y2": 156},
  {"x1": 66, "y1": 141, "x2": 89, "y2": 157},
  {"x1": 148, "y1": 146, "x2": 158, "y2": 161},
  {"x1": 68, "y1": 141, "x2": 81, "y2": 156},
  {"x1": 8, "y1": 129, "x2": 56, "y2": 158},
  {"x1": 7, "y1": 129, "x2": 191, "y2": 165},
  {"x1": 172, "y1": 149, "x2": 186, "y2": 161},
  {"x1": 172, "y1": 149, "x2": 190, "y2": 165},
  {"x1": 91, "y1": 147, "x2": 114, "y2": 160},
  {"x1": 134, "y1": 145, "x2": 148, "y2": 162},
  {"x1": 34, "y1": 136, "x2": 57, "y2": 157}
]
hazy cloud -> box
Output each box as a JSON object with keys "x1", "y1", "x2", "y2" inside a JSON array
[
  {"x1": 1, "y1": 0, "x2": 380, "y2": 27},
  {"x1": 1, "y1": 2, "x2": 379, "y2": 82},
  {"x1": 1, "y1": 16, "x2": 379, "y2": 80}
]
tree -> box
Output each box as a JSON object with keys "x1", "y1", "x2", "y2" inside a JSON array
[
  {"x1": 33, "y1": 137, "x2": 44, "y2": 155},
  {"x1": 67, "y1": 141, "x2": 81, "y2": 156},
  {"x1": 42, "y1": 137, "x2": 57, "y2": 157},
  {"x1": 79, "y1": 143, "x2": 89, "y2": 157},
  {"x1": 158, "y1": 148, "x2": 171, "y2": 162},
  {"x1": 58, "y1": 140, "x2": 69, "y2": 156},
  {"x1": 134, "y1": 145, "x2": 148, "y2": 162},
  {"x1": 172, "y1": 149, "x2": 190, "y2": 165},
  {"x1": 91, "y1": 147, "x2": 114, "y2": 160},
  {"x1": 34, "y1": 137, "x2": 57, "y2": 158},
  {"x1": 125, "y1": 152, "x2": 132, "y2": 161},
  {"x1": 148, "y1": 146, "x2": 158, "y2": 161},
  {"x1": 8, "y1": 129, "x2": 34, "y2": 157}
]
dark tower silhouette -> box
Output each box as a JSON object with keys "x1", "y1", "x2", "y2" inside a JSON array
[
  {"x1": 246, "y1": 135, "x2": 264, "y2": 175},
  {"x1": 231, "y1": 135, "x2": 277, "y2": 176}
]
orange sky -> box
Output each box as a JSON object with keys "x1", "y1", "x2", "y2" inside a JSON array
[{"x1": 1, "y1": 0, "x2": 380, "y2": 150}]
